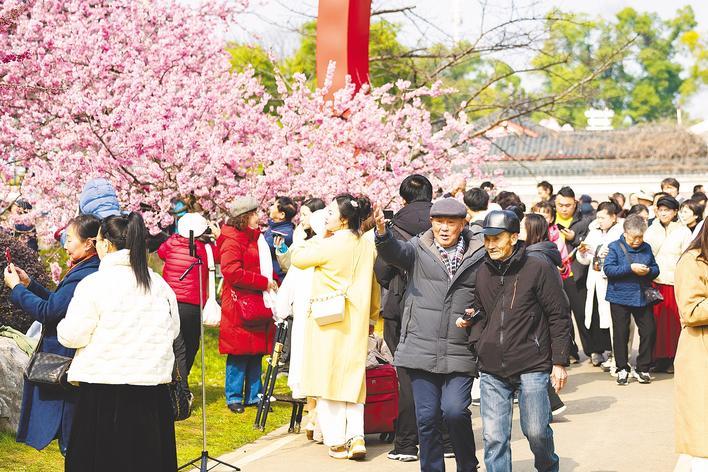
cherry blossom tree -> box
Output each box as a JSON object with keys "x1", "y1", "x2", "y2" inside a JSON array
[{"x1": 1, "y1": 0, "x2": 489, "y2": 240}]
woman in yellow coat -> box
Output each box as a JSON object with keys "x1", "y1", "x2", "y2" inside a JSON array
[
  {"x1": 674, "y1": 225, "x2": 708, "y2": 467},
  {"x1": 291, "y1": 194, "x2": 380, "y2": 461}
]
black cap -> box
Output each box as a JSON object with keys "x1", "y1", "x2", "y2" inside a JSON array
[
  {"x1": 656, "y1": 195, "x2": 679, "y2": 211},
  {"x1": 482, "y1": 210, "x2": 520, "y2": 235}
]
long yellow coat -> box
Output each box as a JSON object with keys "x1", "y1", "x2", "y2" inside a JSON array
[
  {"x1": 673, "y1": 249, "x2": 708, "y2": 457},
  {"x1": 291, "y1": 230, "x2": 380, "y2": 404}
]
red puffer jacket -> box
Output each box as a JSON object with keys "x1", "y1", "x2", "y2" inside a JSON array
[
  {"x1": 217, "y1": 225, "x2": 275, "y2": 356},
  {"x1": 157, "y1": 234, "x2": 218, "y2": 306}
]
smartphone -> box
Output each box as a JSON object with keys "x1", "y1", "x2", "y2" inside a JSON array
[
  {"x1": 383, "y1": 209, "x2": 394, "y2": 220},
  {"x1": 4, "y1": 248, "x2": 11, "y2": 265},
  {"x1": 271, "y1": 230, "x2": 288, "y2": 238},
  {"x1": 461, "y1": 310, "x2": 477, "y2": 322},
  {"x1": 556, "y1": 223, "x2": 566, "y2": 231}
]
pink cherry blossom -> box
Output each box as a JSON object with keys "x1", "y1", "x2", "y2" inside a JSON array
[{"x1": 1, "y1": 1, "x2": 489, "y2": 241}]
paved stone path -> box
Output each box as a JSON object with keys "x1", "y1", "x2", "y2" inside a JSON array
[{"x1": 206, "y1": 358, "x2": 678, "y2": 472}]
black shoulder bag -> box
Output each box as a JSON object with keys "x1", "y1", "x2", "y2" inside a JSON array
[
  {"x1": 24, "y1": 328, "x2": 74, "y2": 391},
  {"x1": 618, "y1": 243, "x2": 663, "y2": 305}
]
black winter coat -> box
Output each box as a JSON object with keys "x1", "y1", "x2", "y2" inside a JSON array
[
  {"x1": 376, "y1": 227, "x2": 486, "y2": 376},
  {"x1": 472, "y1": 245, "x2": 572, "y2": 378},
  {"x1": 374, "y1": 201, "x2": 432, "y2": 321},
  {"x1": 564, "y1": 211, "x2": 593, "y2": 282}
]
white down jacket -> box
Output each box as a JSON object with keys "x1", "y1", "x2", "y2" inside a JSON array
[{"x1": 57, "y1": 249, "x2": 180, "y2": 385}]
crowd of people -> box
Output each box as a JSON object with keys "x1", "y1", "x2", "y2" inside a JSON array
[{"x1": 3, "y1": 174, "x2": 707, "y2": 472}]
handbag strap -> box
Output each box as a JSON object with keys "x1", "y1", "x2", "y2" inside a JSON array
[
  {"x1": 618, "y1": 241, "x2": 632, "y2": 263},
  {"x1": 204, "y1": 244, "x2": 217, "y2": 299},
  {"x1": 344, "y1": 240, "x2": 364, "y2": 299},
  {"x1": 618, "y1": 242, "x2": 651, "y2": 288}
]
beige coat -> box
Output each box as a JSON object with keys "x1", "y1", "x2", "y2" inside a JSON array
[
  {"x1": 673, "y1": 249, "x2": 708, "y2": 457},
  {"x1": 291, "y1": 230, "x2": 380, "y2": 404},
  {"x1": 644, "y1": 220, "x2": 692, "y2": 285}
]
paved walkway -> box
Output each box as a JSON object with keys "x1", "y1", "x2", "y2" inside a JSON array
[{"x1": 206, "y1": 358, "x2": 678, "y2": 472}]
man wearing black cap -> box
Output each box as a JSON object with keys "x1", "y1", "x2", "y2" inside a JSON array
[
  {"x1": 374, "y1": 197, "x2": 486, "y2": 472},
  {"x1": 466, "y1": 210, "x2": 572, "y2": 472}
]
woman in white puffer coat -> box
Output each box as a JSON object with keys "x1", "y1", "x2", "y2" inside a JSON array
[
  {"x1": 576, "y1": 202, "x2": 623, "y2": 367},
  {"x1": 58, "y1": 212, "x2": 180, "y2": 472}
]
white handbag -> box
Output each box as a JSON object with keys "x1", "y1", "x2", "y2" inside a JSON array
[
  {"x1": 309, "y1": 241, "x2": 362, "y2": 327},
  {"x1": 310, "y1": 291, "x2": 347, "y2": 326},
  {"x1": 202, "y1": 244, "x2": 221, "y2": 327}
]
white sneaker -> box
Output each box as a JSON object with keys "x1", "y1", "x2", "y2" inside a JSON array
[
  {"x1": 347, "y1": 436, "x2": 367, "y2": 460},
  {"x1": 329, "y1": 445, "x2": 348, "y2": 459}
]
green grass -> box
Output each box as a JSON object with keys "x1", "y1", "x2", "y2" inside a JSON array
[{"x1": 0, "y1": 328, "x2": 292, "y2": 471}]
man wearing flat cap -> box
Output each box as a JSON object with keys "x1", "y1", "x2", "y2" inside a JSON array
[
  {"x1": 373, "y1": 197, "x2": 486, "y2": 472},
  {"x1": 463, "y1": 210, "x2": 572, "y2": 472}
]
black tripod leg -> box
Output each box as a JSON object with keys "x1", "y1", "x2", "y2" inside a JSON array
[
  {"x1": 259, "y1": 364, "x2": 279, "y2": 429},
  {"x1": 294, "y1": 403, "x2": 305, "y2": 433},
  {"x1": 288, "y1": 403, "x2": 297, "y2": 433},
  {"x1": 255, "y1": 360, "x2": 274, "y2": 428}
]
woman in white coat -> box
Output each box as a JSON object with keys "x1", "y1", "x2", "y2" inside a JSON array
[
  {"x1": 57, "y1": 213, "x2": 180, "y2": 472},
  {"x1": 274, "y1": 209, "x2": 328, "y2": 399},
  {"x1": 576, "y1": 202, "x2": 623, "y2": 367}
]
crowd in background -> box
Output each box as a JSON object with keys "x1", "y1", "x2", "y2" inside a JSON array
[{"x1": 2, "y1": 174, "x2": 707, "y2": 472}]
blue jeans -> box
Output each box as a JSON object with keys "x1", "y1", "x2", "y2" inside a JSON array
[
  {"x1": 480, "y1": 372, "x2": 558, "y2": 472},
  {"x1": 225, "y1": 354, "x2": 262, "y2": 406},
  {"x1": 408, "y1": 369, "x2": 479, "y2": 472}
]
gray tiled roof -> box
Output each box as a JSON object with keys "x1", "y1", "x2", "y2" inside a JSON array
[{"x1": 488, "y1": 127, "x2": 707, "y2": 161}]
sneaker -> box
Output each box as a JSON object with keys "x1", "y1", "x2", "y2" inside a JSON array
[
  {"x1": 591, "y1": 353, "x2": 605, "y2": 367},
  {"x1": 635, "y1": 372, "x2": 652, "y2": 384},
  {"x1": 471, "y1": 397, "x2": 481, "y2": 407},
  {"x1": 550, "y1": 397, "x2": 566, "y2": 416},
  {"x1": 600, "y1": 358, "x2": 613, "y2": 372},
  {"x1": 387, "y1": 450, "x2": 418, "y2": 462},
  {"x1": 329, "y1": 445, "x2": 348, "y2": 459},
  {"x1": 347, "y1": 436, "x2": 367, "y2": 460},
  {"x1": 616, "y1": 370, "x2": 629, "y2": 385}
]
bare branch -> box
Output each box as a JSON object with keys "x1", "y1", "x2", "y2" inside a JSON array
[{"x1": 372, "y1": 6, "x2": 416, "y2": 17}]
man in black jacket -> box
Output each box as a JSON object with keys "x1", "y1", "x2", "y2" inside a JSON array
[
  {"x1": 467, "y1": 210, "x2": 571, "y2": 472},
  {"x1": 375, "y1": 197, "x2": 486, "y2": 472},
  {"x1": 555, "y1": 186, "x2": 594, "y2": 363},
  {"x1": 374, "y1": 174, "x2": 433, "y2": 462}
]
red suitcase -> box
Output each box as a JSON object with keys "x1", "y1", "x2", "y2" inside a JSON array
[{"x1": 364, "y1": 364, "x2": 399, "y2": 434}]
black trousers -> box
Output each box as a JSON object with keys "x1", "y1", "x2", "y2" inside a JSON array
[
  {"x1": 610, "y1": 303, "x2": 656, "y2": 372},
  {"x1": 384, "y1": 318, "x2": 418, "y2": 453},
  {"x1": 177, "y1": 302, "x2": 201, "y2": 378},
  {"x1": 563, "y1": 277, "x2": 605, "y2": 356}
]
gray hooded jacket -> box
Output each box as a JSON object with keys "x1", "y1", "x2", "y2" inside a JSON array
[{"x1": 375, "y1": 227, "x2": 485, "y2": 376}]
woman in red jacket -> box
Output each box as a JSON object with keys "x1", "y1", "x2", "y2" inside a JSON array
[
  {"x1": 157, "y1": 213, "x2": 219, "y2": 381},
  {"x1": 219, "y1": 196, "x2": 278, "y2": 413}
]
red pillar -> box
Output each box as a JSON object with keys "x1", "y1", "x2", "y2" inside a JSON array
[{"x1": 316, "y1": 0, "x2": 372, "y2": 95}]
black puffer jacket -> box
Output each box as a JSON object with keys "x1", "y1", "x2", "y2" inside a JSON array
[
  {"x1": 472, "y1": 245, "x2": 572, "y2": 378},
  {"x1": 374, "y1": 201, "x2": 432, "y2": 321}
]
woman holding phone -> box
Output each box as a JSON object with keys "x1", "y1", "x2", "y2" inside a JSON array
[{"x1": 3, "y1": 215, "x2": 101, "y2": 456}]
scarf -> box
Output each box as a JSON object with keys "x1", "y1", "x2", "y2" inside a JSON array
[
  {"x1": 257, "y1": 234, "x2": 277, "y2": 312},
  {"x1": 434, "y1": 236, "x2": 466, "y2": 278}
]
